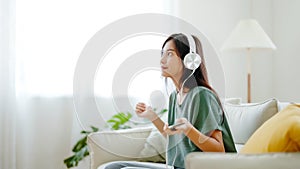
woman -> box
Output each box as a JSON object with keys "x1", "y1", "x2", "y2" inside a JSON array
[{"x1": 106, "y1": 33, "x2": 236, "y2": 169}]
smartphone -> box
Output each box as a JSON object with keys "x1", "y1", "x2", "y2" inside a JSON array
[{"x1": 169, "y1": 122, "x2": 185, "y2": 131}]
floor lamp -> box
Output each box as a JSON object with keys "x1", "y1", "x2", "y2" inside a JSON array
[{"x1": 222, "y1": 19, "x2": 276, "y2": 103}]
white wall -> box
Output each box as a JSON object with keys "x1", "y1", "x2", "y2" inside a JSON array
[
  {"x1": 251, "y1": 0, "x2": 274, "y2": 103},
  {"x1": 176, "y1": 0, "x2": 300, "y2": 103},
  {"x1": 273, "y1": 0, "x2": 300, "y2": 102}
]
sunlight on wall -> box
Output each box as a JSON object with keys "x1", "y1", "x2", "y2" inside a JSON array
[{"x1": 94, "y1": 34, "x2": 167, "y2": 99}]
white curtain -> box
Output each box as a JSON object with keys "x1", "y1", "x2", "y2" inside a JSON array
[
  {"x1": 0, "y1": 0, "x2": 17, "y2": 168},
  {"x1": 16, "y1": 97, "x2": 76, "y2": 169},
  {"x1": 1, "y1": 0, "x2": 76, "y2": 169}
]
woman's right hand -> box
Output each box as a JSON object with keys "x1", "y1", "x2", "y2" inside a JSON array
[{"x1": 135, "y1": 102, "x2": 158, "y2": 122}]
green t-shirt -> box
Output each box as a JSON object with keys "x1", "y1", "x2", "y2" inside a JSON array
[{"x1": 167, "y1": 86, "x2": 236, "y2": 168}]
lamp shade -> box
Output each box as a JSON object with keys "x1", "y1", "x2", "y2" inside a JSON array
[{"x1": 222, "y1": 19, "x2": 276, "y2": 50}]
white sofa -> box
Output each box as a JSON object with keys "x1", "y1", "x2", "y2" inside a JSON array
[{"x1": 87, "y1": 99, "x2": 300, "y2": 169}]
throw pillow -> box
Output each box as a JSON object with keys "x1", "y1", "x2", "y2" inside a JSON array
[
  {"x1": 224, "y1": 97, "x2": 242, "y2": 105},
  {"x1": 224, "y1": 99, "x2": 278, "y2": 144},
  {"x1": 240, "y1": 104, "x2": 300, "y2": 153},
  {"x1": 139, "y1": 129, "x2": 166, "y2": 163}
]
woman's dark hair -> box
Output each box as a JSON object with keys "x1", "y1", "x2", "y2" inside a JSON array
[
  {"x1": 162, "y1": 33, "x2": 225, "y2": 122},
  {"x1": 162, "y1": 33, "x2": 212, "y2": 91}
]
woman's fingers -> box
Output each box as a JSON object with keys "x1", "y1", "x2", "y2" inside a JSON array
[
  {"x1": 163, "y1": 118, "x2": 191, "y2": 135},
  {"x1": 163, "y1": 123, "x2": 171, "y2": 135},
  {"x1": 163, "y1": 123, "x2": 169, "y2": 131},
  {"x1": 163, "y1": 123, "x2": 179, "y2": 135},
  {"x1": 174, "y1": 118, "x2": 192, "y2": 134},
  {"x1": 136, "y1": 103, "x2": 146, "y2": 109},
  {"x1": 136, "y1": 105, "x2": 145, "y2": 111},
  {"x1": 135, "y1": 103, "x2": 146, "y2": 113},
  {"x1": 135, "y1": 103, "x2": 157, "y2": 121}
]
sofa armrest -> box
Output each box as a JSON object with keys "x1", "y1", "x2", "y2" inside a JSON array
[
  {"x1": 185, "y1": 152, "x2": 300, "y2": 169},
  {"x1": 87, "y1": 127, "x2": 153, "y2": 169}
]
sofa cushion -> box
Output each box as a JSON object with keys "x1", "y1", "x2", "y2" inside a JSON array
[
  {"x1": 277, "y1": 101, "x2": 292, "y2": 111},
  {"x1": 139, "y1": 129, "x2": 166, "y2": 162},
  {"x1": 87, "y1": 127, "x2": 153, "y2": 169},
  {"x1": 224, "y1": 99, "x2": 278, "y2": 144},
  {"x1": 240, "y1": 104, "x2": 300, "y2": 153},
  {"x1": 97, "y1": 161, "x2": 168, "y2": 169}
]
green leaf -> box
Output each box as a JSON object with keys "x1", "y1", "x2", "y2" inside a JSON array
[
  {"x1": 112, "y1": 123, "x2": 119, "y2": 130},
  {"x1": 72, "y1": 136, "x2": 87, "y2": 152},
  {"x1": 158, "y1": 108, "x2": 168, "y2": 115},
  {"x1": 80, "y1": 130, "x2": 91, "y2": 134},
  {"x1": 64, "y1": 145, "x2": 90, "y2": 168},
  {"x1": 64, "y1": 155, "x2": 76, "y2": 168},
  {"x1": 80, "y1": 126, "x2": 99, "y2": 135},
  {"x1": 107, "y1": 119, "x2": 119, "y2": 123},
  {"x1": 106, "y1": 112, "x2": 133, "y2": 130},
  {"x1": 91, "y1": 126, "x2": 99, "y2": 132}
]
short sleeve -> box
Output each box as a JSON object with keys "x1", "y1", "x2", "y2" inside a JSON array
[{"x1": 190, "y1": 89, "x2": 223, "y2": 135}]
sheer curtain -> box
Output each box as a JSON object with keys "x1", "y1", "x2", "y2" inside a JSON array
[{"x1": 0, "y1": 0, "x2": 17, "y2": 168}]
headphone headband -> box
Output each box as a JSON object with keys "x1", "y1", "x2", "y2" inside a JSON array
[
  {"x1": 182, "y1": 33, "x2": 202, "y2": 70},
  {"x1": 184, "y1": 33, "x2": 197, "y2": 54}
]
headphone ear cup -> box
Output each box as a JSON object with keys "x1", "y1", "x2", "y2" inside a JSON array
[{"x1": 183, "y1": 53, "x2": 201, "y2": 70}]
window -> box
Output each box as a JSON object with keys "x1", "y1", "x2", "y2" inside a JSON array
[{"x1": 16, "y1": 0, "x2": 167, "y2": 98}]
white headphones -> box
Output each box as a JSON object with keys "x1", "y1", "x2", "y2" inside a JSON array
[{"x1": 182, "y1": 34, "x2": 202, "y2": 70}]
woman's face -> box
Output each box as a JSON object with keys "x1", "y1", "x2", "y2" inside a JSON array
[{"x1": 160, "y1": 40, "x2": 184, "y2": 81}]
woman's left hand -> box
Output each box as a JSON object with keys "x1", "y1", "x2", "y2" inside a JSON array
[{"x1": 163, "y1": 118, "x2": 193, "y2": 135}]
